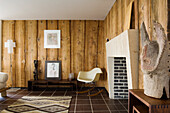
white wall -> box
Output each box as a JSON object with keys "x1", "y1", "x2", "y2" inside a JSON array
[{"x1": 106, "y1": 29, "x2": 139, "y2": 99}]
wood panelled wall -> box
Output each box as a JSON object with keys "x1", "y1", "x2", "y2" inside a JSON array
[
  {"x1": 2, "y1": 0, "x2": 168, "y2": 90},
  {"x1": 2, "y1": 20, "x2": 106, "y2": 87},
  {"x1": 104, "y1": 0, "x2": 168, "y2": 90}
]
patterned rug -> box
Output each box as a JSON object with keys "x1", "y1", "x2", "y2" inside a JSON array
[{"x1": 1, "y1": 96, "x2": 72, "y2": 113}]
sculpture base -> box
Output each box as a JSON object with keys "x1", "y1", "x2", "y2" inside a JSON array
[{"x1": 144, "y1": 73, "x2": 169, "y2": 99}]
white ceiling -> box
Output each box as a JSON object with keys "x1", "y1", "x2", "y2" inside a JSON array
[{"x1": 0, "y1": 0, "x2": 116, "y2": 20}]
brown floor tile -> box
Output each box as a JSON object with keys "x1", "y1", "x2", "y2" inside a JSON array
[
  {"x1": 123, "y1": 103, "x2": 128, "y2": 110},
  {"x1": 90, "y1": 95, "x2": 103, "y2": 100},
  {"x1": 115, "y1": 105, "x2": 126, "y2": 110},
  {"x1": 0, "y1": 88, "x2": 129, "y2": 113},
  {"x1": 119, "y1": 111, "x2": 128, "y2": 113},
  {"x1": 119, "y1": 99, "x2": 128, "y2": 105},
  {"x1": 77, "y1": 92, "x2": 89, "y2": 96},
  {"x1": 111, "y1": 111, "x2": 120, "y2": 113},
  {"x1": 77, "y1": 96, "x2": 89, "y2": 100},
  {"x1": 105, "y1": 99, "x2": 121, "y2": 105},
  {"x1": 102, "y1": 94, "x2": 110, "y2": 100},
  {"x1": 44, "y1": 91, "x2": 55, "y2": 93},
  {"x1": 52, "y1": 92, "x2": 65, "y2": 96},
  {"x1": 94, "y1": 111, "x2": 110, "y2": 113},
  {"x1": 1, "y1": 99, "x2": 17, "y2": 105},
  {"x1": 0, "y1": 104, "x2": 8, "y2": 110},
  {"x1": 91, "y1": 100, "x2": 105, "y2": 105},
  {"x1": 77, "y1": 99, "x2": 90, "y2": 104},
  {"x1": 76, "y1": 105, "x2": 91, "y2": 111},
  {"x1": 92, "y1": 104, "x2": 109, "y2": 111},
  {"x1": 108, "y1": 104, "x2": 118, "y2": 110},
  {"x1": 76, "y1": 111, "x2": 92, "y2": 113},
  {"x1": 40, "y1": 93, "x2": 53, "y2": 96},
  {"x1": 69, "y1": 104, "x2": 75, "y2": 111},
  {"x1": 27, "y1": 92, "x2": 41, "y2": 96},
  {"x1": 70, "y1": 99, "x2": 76, "y2": 104},
  {"x1": 66, "y1": 91, "x2": 77, "y2": 96}
]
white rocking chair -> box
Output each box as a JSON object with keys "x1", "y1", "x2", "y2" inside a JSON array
[{"x1": 76, "y1": 68, "x2": 103, "y2": 96}]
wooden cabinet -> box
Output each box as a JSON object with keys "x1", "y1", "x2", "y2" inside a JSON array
[
  {"x1": 129, "y1": 89, "x2": 170, "y2": 113},
  {"x1": 28, "y1": 79, "x2": 77, "y2": 91}
]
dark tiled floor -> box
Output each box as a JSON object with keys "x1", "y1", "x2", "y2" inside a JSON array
[{"x1": 0, "y1": 88, "x2": 128, "y2": 113}]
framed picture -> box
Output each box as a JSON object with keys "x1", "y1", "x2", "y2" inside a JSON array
[
  {"x1": 44, "y1": 30, "x2": 60, "y2": 48},
  {"x1": 45, "y1": 61, "x2": 61, "y2": 80}
]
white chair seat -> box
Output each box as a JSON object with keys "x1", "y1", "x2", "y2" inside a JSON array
[
  {"x1": 0, "y1": 72, "x2": 8, "y2": 83},
  {"x1": 0, "y1": 83, "x2": 6, "y2": 89},
  {"x1": 78, "y1": 78, "x2": 93, "y2": 83},
  {"x1": 77, "y1": 68, "x2": 102, "y2": 83}
]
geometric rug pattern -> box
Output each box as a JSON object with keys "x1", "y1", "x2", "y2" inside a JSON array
[{"x1": 1, "y1": 96, "x2": 72, "y2": 113}]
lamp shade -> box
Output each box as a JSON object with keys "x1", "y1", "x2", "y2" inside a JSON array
[{"x1": 5, "y1": 40, "x2": 16, "y2": 54}]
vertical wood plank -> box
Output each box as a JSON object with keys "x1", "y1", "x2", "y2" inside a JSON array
[
  {"x1": 111, "y1": 3, "x2": 118, "y2": 38},
  {"x1": 85, "y1": 21, "x2": 98, "y2": 71},
  {"x1": 110, "y1": 7, "x2": 114, "y2": 37},
  {"x1": 117, "y1": 0, "x2": 122, "y2": 35},
  {"x1": 15, "y1": 20, "x2": 26, "y2": 87},
  {"x1": 134, "y1": 0, "x2": 139, "y2": 29},
  {"x1": 71, "y1": 20, "x2": 85, "y2": 77},
  {"x1": 38, "y1": 20, "x2": 46, "y2": 79},
  {"x1": 97, "y1": 21, "x2": 105, "y2": 87},
  {"x1": 2, "y1": 20, "x2": 15, "y2": 87},
  {"x1": 107, "y1": 12, "x2": 110, "y2": 39},
  {"x1": 25, "y1": 20, "x2": 38, "y2": 86},
  {"x1": 157, "y1": 0, "x2": 167, "y2": 34},
  {"x1": 46, "y1": 20, "x2": 58, "y2": 61},
  {"x1": 0, "y1": 20, "x2": 1, "y2": 72},
  {"x1": 121, "y1": 0, "x2": 125, "y2": 32},
  {"x1": 58, "y1": 20, "x2": 71, "y2": 79},
  {"x1": 138, "y1": 0, "x2": 151, "y2": 89}
]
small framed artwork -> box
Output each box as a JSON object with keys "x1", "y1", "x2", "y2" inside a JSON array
[
  {"x1": 45, "y1": 61, "x2": 61, "y2": 80},
  {"x1": 44, "y1": 30, "x2": 60, "y2": 48}
]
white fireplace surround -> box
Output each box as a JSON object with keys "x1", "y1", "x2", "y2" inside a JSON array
[{"x1": 106, "y1": 29, "x2": 139, "y2": 99}]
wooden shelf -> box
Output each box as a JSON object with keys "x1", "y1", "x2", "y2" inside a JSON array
[
  {"x1": 28, "y1": 79, "x2": 77, "y2": 91},
  {"x1": 133, "y1": 105, "x2": 148, "y2": 113},
  {"x1": 129, "y1": 89, "x2": 170, "y2": 113}
]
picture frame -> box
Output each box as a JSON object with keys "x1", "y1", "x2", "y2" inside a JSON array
[
  {"x1": 44, "y1": 30, "x2": 60, "y2": 48},
  {"x1": 45, "y1": 61, "x2": 61, "y2": 80}
]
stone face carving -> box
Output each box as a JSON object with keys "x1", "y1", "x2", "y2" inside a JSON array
[{"x1": 140, "y1": 21, "x2": 169, "y2": 98}]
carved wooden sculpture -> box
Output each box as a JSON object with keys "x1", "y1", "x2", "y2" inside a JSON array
[{"x1": 140, "y1": 21, "x2": 169, "y2": 98}]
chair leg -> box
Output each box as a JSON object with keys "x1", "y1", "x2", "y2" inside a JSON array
[
  {"x1": 79, "y1": 82, "x2": 85, "y2": 91},
  {"x1": 1, "y1": 91, "x2": 7, "y2": 97},
  {"x1": 87, "y1": 89, "x2": 104, "y2": 96},
  {"x1": 76, "y1": 82, "x2": 95, "y2": 94},
  {"x1": 76, "y1": 87, "x2": 95, "y2": 94}
]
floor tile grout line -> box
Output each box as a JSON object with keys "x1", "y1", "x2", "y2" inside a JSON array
[
  {"x1": 25, "y1": 91, "x2": 33, "y2": 96},
  {"x1": 73, "y1": 92, "x2": 77, "y2": 113},
  {"x1": 99, "y1": 89, "x2": 112, "y2": 113},
  {"x1": 0, "y1": 90, "x2": 26, "y2": 104},
  {"x1": 89, "y1": 91, "x2": 94, "y2": 113},
  {"x1": 51, "y1": 89, "x2": 57, "y2": 97},
  {"x1": 39, "y1": 89, "x2": 46, "y2": 96},
  {"x1": 64, "y1": 89, "x2": 67, "y2": 96},
  {"x1": 118, "y1": 99, "x2": 128, "y2": 111},
  {"x1": 11, "y1": 89, "x2": 25, "y2": 97}
]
